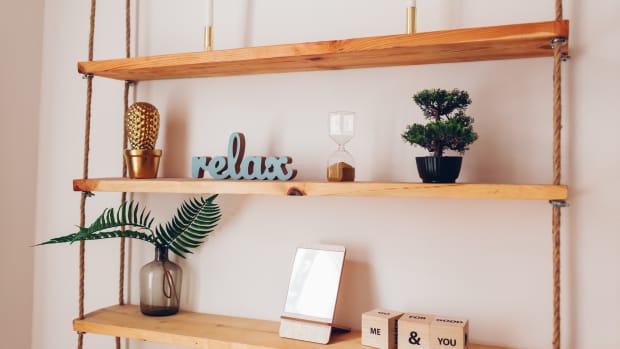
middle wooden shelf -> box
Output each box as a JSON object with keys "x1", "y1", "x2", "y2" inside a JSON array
[{"x1": 73, "y1": 178, "x2": 568, "y2": 200}]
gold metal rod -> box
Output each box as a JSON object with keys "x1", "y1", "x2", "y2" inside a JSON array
[
  {"x1": 407, "y1": 7, "x2": 416, "y2": 34},
  {"x1": 204, "y1": 25, "x2": 213, "y2": 51}
]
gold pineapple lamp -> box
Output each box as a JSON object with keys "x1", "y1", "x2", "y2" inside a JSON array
[{"x1": 124, "y1": 102, "x2": 162, "y2": 179}]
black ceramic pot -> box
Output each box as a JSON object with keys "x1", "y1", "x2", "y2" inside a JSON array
[{"x1": 416, "y1": 156, "x2": 463, "y2": 183}]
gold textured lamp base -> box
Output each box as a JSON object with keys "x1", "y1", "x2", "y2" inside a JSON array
[{"x1": 124, "y1": 149, "x2": 162, "y2": 179}]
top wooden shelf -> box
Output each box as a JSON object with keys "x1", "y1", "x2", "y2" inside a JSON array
[
  {"x1": 78, "y1": 20, "x2": 568, "y2": 81},
  {"x1": 74, "y1": 305, "x2": 514, "y2": 349}
]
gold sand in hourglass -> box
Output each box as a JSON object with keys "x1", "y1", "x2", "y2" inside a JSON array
[{"x1": 327, "y1": 162, "x2": 355, "y2": 182}]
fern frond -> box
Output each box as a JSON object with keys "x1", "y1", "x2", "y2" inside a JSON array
[
  {"x1": 155, "y1": 195, "x2": 221, "y2": 258},
  {"x1": 36, "y1": 197, "x2": 220, "y2": 257},
  {"x1": 36, "y1": 201, "x2": 155, "y2": 246},
  {"x1": 86, "y1": 201, "x2": 154, "y2": 235},
  {"x1": 36, "y1": 229, "x2": 156, "y2": 246}
]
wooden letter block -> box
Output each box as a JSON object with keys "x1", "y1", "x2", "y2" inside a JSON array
[
  {"x1": 361, "y1": 309, "x2": 403, "y2": 349},
  {"x1": 430, "y1": 316, "x2": 469, "y2": 349},
  {"x1": 398, "y1": 313, "x2": 435, "y2": 349}
]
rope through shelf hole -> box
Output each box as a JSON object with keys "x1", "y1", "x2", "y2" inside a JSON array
[
  {"x1": 78, "y1": 0, "x2": 132, "y2": 348},
  {"x1": 115, "y1": 0, "x2": 132, "y2": 348},
  {"x1": 552, "y1": 1, "x2": 564, "y2": 348},
  {"x1": 77, "y1": 0, "x2": 96, "y2": 347}
]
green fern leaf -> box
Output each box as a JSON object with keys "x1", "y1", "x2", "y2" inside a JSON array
[
  {"x1": 155, "y1": 195, "x2": 221, "y2": 258},
  {"x1": 36, "y1": 229, "x2": 157, "y2": 246},
  {"x1": 36, "y1": 201, "x2": 155, "y2": 246},
  {"x1": 86, "y1": 201, "x2": 152, "y2": 233},
  {"x1": 36, "y1": 197, "x2": 221, "y2": 258}
]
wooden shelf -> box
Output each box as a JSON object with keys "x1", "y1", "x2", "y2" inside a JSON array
[
  {"x1": 73, "y1": 178, "x2": 568, "y2": 200},
  {"x1": 78, "y1": 20, "x2": 568, "y2": 81},
  {"x1": 74, "y1": 305, "x2": 513, "y2": 349}
]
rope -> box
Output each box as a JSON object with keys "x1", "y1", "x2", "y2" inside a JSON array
[
  {"x1": 552, "y1": 207, "x2": 561, "y2": 349},
  {"x1": 117, "y1": 87, "x2": 129, "y2": 298},
  {"x1": 79, "y1": 73, "x2": 92, "y2": 324},
  {"x1": 125, "y1": 0, "x2": 131, "y2": 59},
  {"x1": 551, "y1": 9, "x2": 564, "y2": 347},
  {"x1": 552, "y1": 46, "x2": 562, "y2": 186},
  {"x1": 116, "y1": 106, "x2": 128, "y2": 349},
  {"x1": 555, "y1": 0, "x2": 563, "y2": 21},
  {"x1": 116, "y1": 1, "x2": 132, "y2": 349},
  {"x1": 78, "y1": 0, "x2": 97, "y2": 348},
  {"x1": 118, "y1": 0, "x2": 131, "y2": 309}
]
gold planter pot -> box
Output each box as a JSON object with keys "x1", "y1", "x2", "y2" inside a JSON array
[{"x1": 124, "y1": 149, "x2": 162, "y2": 179}]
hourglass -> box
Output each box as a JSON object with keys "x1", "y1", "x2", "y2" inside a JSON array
[{"x1": 326, "y1": 111, "x2": 355, "y2": 182}]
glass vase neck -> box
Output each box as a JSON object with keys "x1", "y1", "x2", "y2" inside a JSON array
[{"x1": 155, "y1": 246, "x2": 169, "y2": 261}]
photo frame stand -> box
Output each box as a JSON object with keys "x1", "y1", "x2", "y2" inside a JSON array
[
  {"x1": 279, "y1": 315, "x2": 350, "y2": 344},
  {"x1": 278, "y1": 244, "x2": 349, "y2": 344}
]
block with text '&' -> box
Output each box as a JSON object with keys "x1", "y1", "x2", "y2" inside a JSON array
[{"x1": 398, "y1": 313, "x2": 435, "y2": 349}]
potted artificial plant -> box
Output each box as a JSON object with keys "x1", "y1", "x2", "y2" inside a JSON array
[
  {"x1": 124, "y1": 102, "x2": 162, "y2": 179},
  {"x1": 402, "y1": 88, "x2": 478, "y2": 183},
  {"x1": 37, "y1": 195, "x2": 221, "y2": 316}
]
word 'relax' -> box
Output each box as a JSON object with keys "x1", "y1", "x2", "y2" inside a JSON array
[{"x1": 192, "y1": 132, "x2": 297, "y2": 180}]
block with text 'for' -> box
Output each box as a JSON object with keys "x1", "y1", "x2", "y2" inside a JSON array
[
  {"x1": 430, "y1": 316, "x2": 469, "y2": 349},
  {"x1": 361, "y1": 309, "x2": 403, "y2": 349},
  {"x1": 398, "y1": 313, "x2": 435, "y2": 349}
]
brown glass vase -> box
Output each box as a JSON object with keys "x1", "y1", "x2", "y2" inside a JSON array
[{"x1": 140, "y1": 246, "x2": 182, "y2": 316}]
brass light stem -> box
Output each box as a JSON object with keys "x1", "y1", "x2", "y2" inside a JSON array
[
  {"x1": 204, "y1": 25, "x2": 213, "y2": 51},
  {"x1": 407, "y1": 6, "x2": 416, "y2": 34}
]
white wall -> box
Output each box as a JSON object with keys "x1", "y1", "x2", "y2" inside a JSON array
[
  {"x1": 0, "y1": 1, "x2": 44, "y2": 348},
  {"x1": 32, "y1": 1, "x2": 619, "y2": 349}
]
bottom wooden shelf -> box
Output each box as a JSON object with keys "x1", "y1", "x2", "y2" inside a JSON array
[{"x1": 74, "y1": 305, "x2": 513, "y2": 349}]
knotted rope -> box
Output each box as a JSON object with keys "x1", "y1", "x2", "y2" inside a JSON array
[
  {"x1": 78, "y1": 0, "x2": 97, "y2": 348},
  {"x1": 116, "y1": 1, "x2": 132, "y2": 348},
  {"x1": 552, "y1": 1, "x2": 563, "y2": 348}
]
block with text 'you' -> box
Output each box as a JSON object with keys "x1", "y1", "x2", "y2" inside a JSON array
[{"x1": 430, "y1": 316, "x2": 469, "y2": 349}]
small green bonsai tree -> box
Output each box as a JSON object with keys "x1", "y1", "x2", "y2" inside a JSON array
[
  {"x1": 402, "y1": 88, "x2": 478, "y2": 157},
  {"x1": 37, "y1": 195, "x2": 221, "y2": 258}
]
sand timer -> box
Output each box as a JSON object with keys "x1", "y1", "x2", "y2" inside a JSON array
[{"x1": 326, "y1": 111, "x2": 355, "y2": 182}]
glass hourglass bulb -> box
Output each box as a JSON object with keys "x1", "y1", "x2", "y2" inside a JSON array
[{"x1": 327, "y1": 111, "x2": 356, "y2": 182}]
